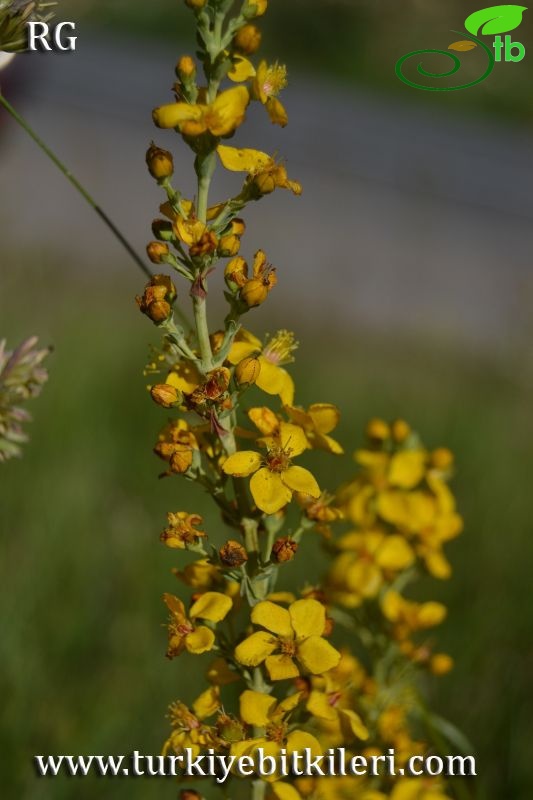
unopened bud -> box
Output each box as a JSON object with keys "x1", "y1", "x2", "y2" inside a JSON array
[
  {"x1": 431, "y1": 447, "x2": 454, "y2": 470},
  {"x1": 136, "y1": 274, "x2": 177, "y2": 324},
  {"x1": 150, "y1": 384, "x2": 183, "y2": 409},
  {"x1": 243, "y1": 0, "x2": 268, "y2": 19},
  {"x1": 146, "y1": 143, "x2": 174, "y2": 180},
  {"x1": 219, "y1": 540, "x2": 248, "y2": 567},
  {"x1": 233, "y1": 24, "x2": 262, "y2": 55},
  {"x1": 253, "y1": 171, "x2": 276, "y2": 196},
  {"x1": 392, "y1": 419, "x2": 411, "y2": 443},
  {"x1": 271, "y1": 537, "x2": 298, "y2": 563},
  {"x1": 184, "y1": 0, "x2": 206, "y2": 9},
  {"x1": 218, "y1": 234, "x2": 241, "y2": 257},
  {"x1": 241, "y1": 279, "x2": 269, "y2": 308},
  {"x1": 176, "y1": 55, "x2": 196, "y2": 80},
  {"x1": 235, "y1": 356, "x2": 261, "y2": 386},
  {"x1": 210, "y1": 330, "x2": 225, "y2": 354},
  {"x1": 170, "y1": 448, "x2": 194, "y2": 474},
  {"x1": 147, "y1": 241, "x2": 170, "y2": 264},
  {"x1": 430, "y1": 653, "x2": 454, "y2": 675},
  {"x1": 365, "y1": 418, "x2": 390, "y2": 441},
  {"x1": 180, "y1": 791, "x2": 202, "y2": 800}
]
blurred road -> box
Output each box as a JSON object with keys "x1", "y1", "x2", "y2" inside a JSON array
[{"x1": 1, "y1": 37, "x2": 533, "y2": 350}]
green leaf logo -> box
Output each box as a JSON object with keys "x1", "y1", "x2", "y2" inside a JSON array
[{"x1": 465, "y1": 5, "x2": 527, "y2": 36}]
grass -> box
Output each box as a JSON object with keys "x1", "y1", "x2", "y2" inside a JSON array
[{"x1": 1, "y1": 258, "x2": 532, "y2": 799}]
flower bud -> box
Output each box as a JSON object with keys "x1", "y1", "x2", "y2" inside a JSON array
[
  {"x1": 150, "y1": 384, "x2": 183, "y2": 409},
  {"x1": 210, "y1": 330, "x2": 225, "y2": 354},
  {"x1": 231, "y1": 218, "x2": 246, "y2": 236},
  {"x1": 431, "y1": 447, "x2": 454, "y2": 470},
  {"x1": 233, "y1": 24, "x2": 262, "y2": 55},
  {"x1": 235, "y1": 356, "x2": 261, "y2": 386},
  {"x1": 146, "y1": 241, "x2": 170, "y2": 264},
  {"x1": 218, "y1": 234, "x2": 241, "y2": 257},
  {"x1": 365, "y1": 417, "x2": 390, "y2": 441},
  {"x1": 146, "y1": 143, "x2": 174, "y2": 180},
  {"x1": 184, "y1": 0, "x2": 206, "y2": 9},
  {"x1": 136, "y1": 275, "x2": 177, "y2": 324},
  {"x1": 430, "y1": 653, "x2": 454, "y2": 676},
  {"x1": 271, "y1": 537, "x2": 298, "y2": 563},
  {"x1": 253, "y1": 171, "x2": 277, "y2": 196},
  {"x1": 241, "y1": 279, "x2": 269, "y2": 308},
  {"x1": 224, "y1": 256, "x2": 248, "y2": 292},
  {"x1": 176, "y1": 55, "x2": 196, "y2": 80},
  {"x1": 170, "y1": 448, "x2": 194, "y2": 474},
  {"x1": 219, "y1": 540, "x2": 248, "y2": 568},
  {"x1": 392, "y1": 419, "x2": 411, "y2": 443},
  {"x1": 243, "y1": 0, "x2": 268, "y2": 19}
]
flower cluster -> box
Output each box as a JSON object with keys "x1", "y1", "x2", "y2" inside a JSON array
[
  {"x1": 137, "y1": 3, "x2": 468, "y2": 799},
  {"x1": 0, "y1": 336, "x2": 49, "y2": 462}
]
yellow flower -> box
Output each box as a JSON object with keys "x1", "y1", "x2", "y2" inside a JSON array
[
  {"x1": 217, "y1": 145, "x2": 302, "y2": 194},
  {"x1": 381, "y1": 590, "x2": 447, "y2": 640},
  {"x1": 223, "y1": 422, "x2": 320, "y2": 515},
  {"x1": 307, "y1": 652, "x2": 369, "y2": 745},
  {"x1": 326, "y1": 531, "x2": 416, "y2": 608},
  {"x1": 160, "y1": 511, "x2": 206, "y2": 549},
  {"x1": 163, "y1": 688, "x2": 219, "y2": 757},
  {"x1": 232, "y1": 690, "x2": 321, "y2": 780},
  {"x1": 164, "y1": 592, "x2": 232, "y2": 657},
  {"x1": 228, "y1": 329, "x2": 297, "y2": 405},
  {"x1": 252, "y1": 60, "x2": 289, "y2": 126},
  {"x1": 153, "y1": 86, "x2": 250, "y2": 137},
  {"x1": 234, "y1": 599, "x2": 340, "y2": 680},
  {"x1": 285, "y1": 403, "x2": 343, "y2": 454}
]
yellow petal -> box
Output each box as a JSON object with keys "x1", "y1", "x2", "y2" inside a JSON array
[
  {"x1": 265, "y1": 653, "x2": 300, "y2": 681},
  {"x1": 418, "y1": 601, "x2": 447, "y2": 628},
  {"x1": 239, "y1": 690, "x2": 277, "y2": 726},
  {"x1": 278, "y1": 423, "x2": 308, "y2": 457},
  {"x1": 248, "y1": 406, "x2": 280, "y2": 436},
  {"x1": 217, "y1": 144, "x2": 272, "y2": 173},
  {"x1": 189, "y1": 591, "x2": 233, "y2": 622},
  {"x1": 388, "y1": 451, "x2": 426, "y2": 489},
  {"x1": 167, "y1": 363, "x2": 202, "y2": 394},
  {"x1": 297, "y1": 636, "x2": 341, "y2": 674},
  {"x1": 256, "y1": 358, "x2": 287, "y2": 395},
  {"x1": 375, "y1": 535, "x2": 416, "y2": 571},
  {"x1": 286, "y1": 730, "x2": 322, "y2": 757},
  {"x1": 308, "y1": 403, "x2": 340, "y2": 434},
  {"x1": 207, "y1": 86, "x2": 250, "y2": 137},
  {"x1": 307, "y1": 690, "x2": 337, "y2": 721},
  {"x1": 279, "y1": 371, "x2": 295, "y2": 406},
  {"x1": 223, "y1": 450, "x2": 262, "y2": 477},
  {"x1": 192, "y1": 686, "x2": 220, "y2": 719},
  {"x1": 424, "y1": 549, "x2": 452, "y2": 580},
  {"x1": 250, "y1": 468, "x2": 292, "y2": 514},
  {"x1": 163, "y1": 593, "x2": 186, "y2": 619},
  {"x1": 266, "y1": 96, "x2": 288, "y2": 127},
  {"x1": 339, "y1": 708, "x2": 369, "y2": 740},
  {"x1": 281, "y1": 466, "x2": 320, "y2": 498},
  {"x1": 235, "y1": 631, "x2": 277, "y2": 666},
  {"x1": 185, "y1": 626, "x2": 215, "y2": 654},
  {"x1": 152, "y1": 102, "x2": 204, "y2": 130},
  {"x1": 252, "y1": 601, "x2": 292, "y2": 637},
  {"x1": 228, "y1": 55, "x2": 256, "y2": 82},
  {"x1": 289, "y1": 599, "x2": 326, "y2": 639},
  {"x1": 270, "y1": 783, "x2": 302, "y2": 800}
]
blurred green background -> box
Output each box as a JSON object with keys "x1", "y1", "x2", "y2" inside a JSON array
[{"x1": 2, "y1": 1, "x2": 533, "y2": 799}]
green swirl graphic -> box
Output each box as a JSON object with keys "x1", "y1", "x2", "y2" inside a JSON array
[{"x1": 395, "y1": 31, "x2": 495, "y2": 91}]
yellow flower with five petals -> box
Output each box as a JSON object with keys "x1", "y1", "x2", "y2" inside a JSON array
[
  {"x1": 222, "y1": 422, "x2": 320, "y2": 515},
  {"x1": 153, "y1": 86, "x2": 249, "y2": 137},
  {"x1": 234, "y1": 599, "x2": 340, "y2": 680}
]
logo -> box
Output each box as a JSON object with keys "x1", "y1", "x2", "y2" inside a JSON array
[{"x1": 396, "y1": 4, "x2": 527, "y2": 91}]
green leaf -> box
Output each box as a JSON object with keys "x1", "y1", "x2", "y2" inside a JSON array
[{"x1": 465, "y1": 4, "x2": 527, "y2": 36}]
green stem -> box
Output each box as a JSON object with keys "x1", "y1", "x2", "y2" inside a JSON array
[{"x1": 0, "y1": 92, "x2": 152, "y2": 280}]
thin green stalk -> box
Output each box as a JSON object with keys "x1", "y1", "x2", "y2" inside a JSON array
[{"x1": 0, "y1": 92, "x2": 152, "y2": 280}]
